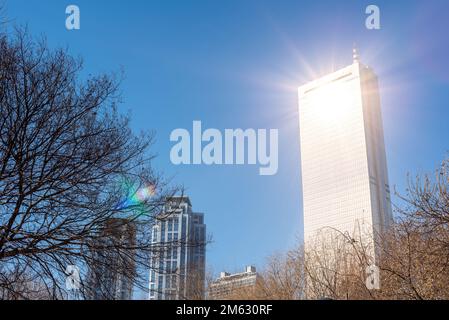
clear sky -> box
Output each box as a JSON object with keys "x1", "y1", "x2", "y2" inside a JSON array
[{"x1": 4, "y1": 0, "x2": 449, "y2": 277}]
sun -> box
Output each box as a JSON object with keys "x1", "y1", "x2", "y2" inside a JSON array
[{"x1": 305, "y1": 81, "x2": 356, "y2": 126}]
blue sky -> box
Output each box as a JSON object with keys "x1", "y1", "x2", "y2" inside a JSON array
[{"x1": 5, "y1": 0, "x2": 449, "y2": 276}]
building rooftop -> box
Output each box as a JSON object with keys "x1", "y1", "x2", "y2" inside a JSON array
[{"x1": 213, "y1": 266, "x2": 257, "y2": 283}]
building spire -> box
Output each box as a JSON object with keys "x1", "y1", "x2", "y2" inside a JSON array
[{"x1": 352, "y1": 44, "x2": 359, "y2": 63}]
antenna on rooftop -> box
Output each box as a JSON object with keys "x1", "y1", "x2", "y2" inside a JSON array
[{"x1": 352, "y1": 44, "x2": 360, "y2": 63}]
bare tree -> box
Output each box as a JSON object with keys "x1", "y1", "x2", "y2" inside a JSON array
[
  {"x1": 374, "y1": 158, "x2": 449, "y2": 299},
  {"x1": 308, "y1": 157, "x2": 449, "y2": 300},
  {"x1": 302, "y1": 228, "x2": 376, "y2": 300},
  {"x1": 0, "y1": 28, "x2": 183, "y2": 299},
  {"x1": 251, "y1": 250, "x2": 304, "y2": 300},
  {"x1": 235, "y1": 157, "x2": 449, "y2": 300}
]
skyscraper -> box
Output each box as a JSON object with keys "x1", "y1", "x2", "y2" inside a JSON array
[
  {"x1": 148, "y1": 196, "x2": 206, "y2": 300},
  {"x1": 87, "y1": 218, "x2": 136, "y2": 300},
  {"x1": 298, "y1": 51, "x2": 393, "y2": 255}
]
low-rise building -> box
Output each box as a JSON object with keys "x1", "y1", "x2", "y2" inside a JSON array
[{"x1": 209, "y1": 266, "x2": 259, "y2": 299}]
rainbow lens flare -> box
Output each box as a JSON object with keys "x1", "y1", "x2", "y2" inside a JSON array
[{"x1": 117, "y1": 182, "x2": 156, "y2": 211}]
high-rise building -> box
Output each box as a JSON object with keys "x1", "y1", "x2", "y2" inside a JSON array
[
  {"x1": 148, "y1": 196, "x2": 206, "y2": 300},
  {"x1": 298, "y1": 51, "x2": 393, "y2": 256},
  {"x1": 86, "y1": 218, "x2": 136, "y2": 300},
  {"x1": 209, "y1": 266, "x2": 260, "y2": 300}
]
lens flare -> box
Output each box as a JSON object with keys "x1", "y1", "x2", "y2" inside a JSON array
[
  {"x1": 134, "y1": 185, "x2": 156, "y2": 203},
  {"x1": 117, "y1": 182, "x2": 156, "y2": 211}
]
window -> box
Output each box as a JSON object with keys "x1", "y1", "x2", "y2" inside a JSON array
[
  {"x1": 166, "y1": 276, "x2": 171, "y2": 288},
  {"x1": 167, "y1": 247, "x2": 172, "y2": 259},
  {"x1": 161, "y1": 222, "x2": 166, "y2": 242},
  {"x1": 173, "y1": 217, "x2": 179, "y2": 232}
]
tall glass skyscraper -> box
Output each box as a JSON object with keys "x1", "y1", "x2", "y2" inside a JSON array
[
  {"x1": 148, "y1": 196, "x2": 206, "y2": 300},
  {"x1": 298, "y1": 52, "x2": 393, "y2": 254}
]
